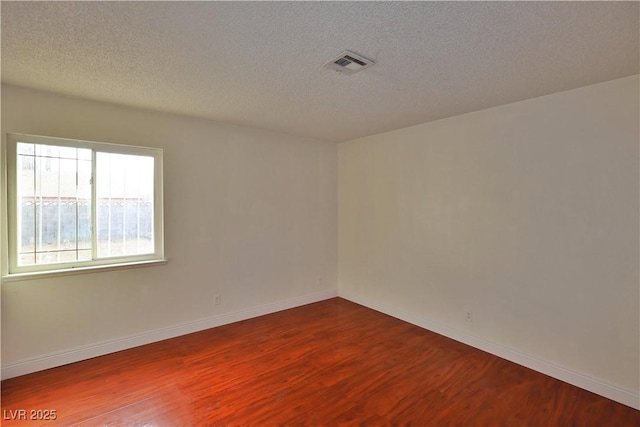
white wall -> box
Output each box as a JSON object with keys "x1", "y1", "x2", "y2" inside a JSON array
[
  {"x1": 339, "y1": 76, "x2": 639, "y2": 403},
  {"x1": 1, "y1": 84, "x2": 337, "y2": 374},
  {"x1": 2, "y1": 75, "x2": 638, "y2": 408}
]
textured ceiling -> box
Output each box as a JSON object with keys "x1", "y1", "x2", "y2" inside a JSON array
[{"x1": 2, "y1": 1, "x2": 638, "y2": 143}]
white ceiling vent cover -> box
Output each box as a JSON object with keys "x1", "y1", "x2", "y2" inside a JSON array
[{"x1": 323, "y1": 50, "x2": 374, "y2": 75}]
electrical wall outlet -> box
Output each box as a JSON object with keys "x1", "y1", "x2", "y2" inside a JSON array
[
  {"x1": 466, "y1": 311, "x2": 473, "y2": 322},
  {"x1": 214, "y1": 295, "x2": 222, "y2": 306}
]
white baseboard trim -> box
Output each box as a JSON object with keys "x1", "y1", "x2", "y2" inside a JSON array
[
  {"x1": 1, "y1": 289, "x2": 338, "y2": 381},
  {"x1": 338, "y1": 289, "x2": 640, "y2": 410}
]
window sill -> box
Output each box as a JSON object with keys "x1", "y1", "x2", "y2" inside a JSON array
[{"x1": 1, "y1": 259, "x2": 168, "y2": 282}]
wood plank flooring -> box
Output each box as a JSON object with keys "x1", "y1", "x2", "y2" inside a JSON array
[{"x1": 2, "y1": 298, "x2": 639, "y2": 426}]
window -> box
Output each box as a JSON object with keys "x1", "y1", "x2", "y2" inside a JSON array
[{"x1": 3, "y1": 133, "x2": 164, "y2": 276}]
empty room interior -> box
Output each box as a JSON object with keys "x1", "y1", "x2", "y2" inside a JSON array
[{"x1": 1, "y1": 1, "x2": 639, "y2": 425}]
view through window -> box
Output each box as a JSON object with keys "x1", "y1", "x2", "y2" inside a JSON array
[{"x1": 6, "y1": 134, "x2": 163, "y2": 275}]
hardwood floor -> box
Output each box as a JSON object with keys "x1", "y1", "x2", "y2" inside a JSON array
[{"x1": 2, "y1": 298, "x2": 639, "y2": 426}]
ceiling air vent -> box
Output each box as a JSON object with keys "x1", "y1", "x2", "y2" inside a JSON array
[{"x1": 323, "y1": 50, "x2": 374, "y2": 75}]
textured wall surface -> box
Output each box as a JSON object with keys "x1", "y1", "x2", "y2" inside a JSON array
[
  {"x1": 339, "y1": 76, "x2": 639, "y2": 392},
  {"x1": 1, "y1": 84, "x2": 338, "y2": 366}
]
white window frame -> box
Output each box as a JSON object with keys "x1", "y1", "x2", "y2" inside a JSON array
[{"x1": 2, "y1": 133, "x2": 165, "y2": 279}]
